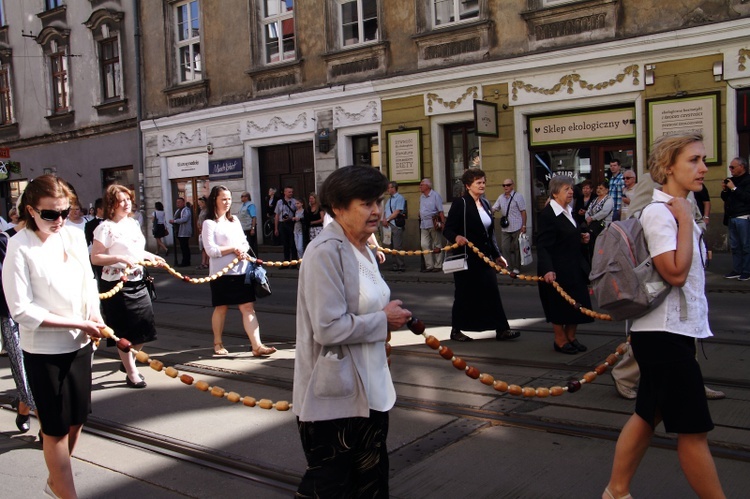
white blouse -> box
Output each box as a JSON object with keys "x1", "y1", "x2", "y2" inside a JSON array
[
  {"x1": 202, "y1": 217, "x2": 249, "y2": 275},
  {"x1": 351, "y1": 243, "x2": 395, "y2": 412},
  {"x1": 2, "y1": 227, "x2": 99, "y2": 354},
  {"x1": 94, "y1": 217, "x2": 147, "y2": 282}
]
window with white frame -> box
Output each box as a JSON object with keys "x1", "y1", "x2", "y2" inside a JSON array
[
  {"x1": 432, "y1": 0, "x2": 478, "y2": 27},
  {"x1": 99, "y1": 37, "x2": 121, "y2": 101},
  {"x1": 339, "y1": 0, "x2": 378, "y2": 47},
  {"x1": 263, "y1": 0, "x2": 295, "y2": 64},
  {"x1": 0, "y1": 62, "x2": 13, "y2": 125},
  {"x1": 0, "y1": 1, "x2": 6, "y2": 26},
  {"x1": 174, "y1": 0, "x2": 201, "y2": 83},
  {"x1": 50, "y1": 48, "x2": 69, "y2": 113},
  {"x1": 46, "y1": 0, "x2": 63, "y2": 10}
]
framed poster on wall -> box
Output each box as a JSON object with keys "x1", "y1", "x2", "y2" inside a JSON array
[
  {"x1": 647, "y1": 92, "x2": 721, "y2": 165},
  {"x1": 474, "y1": 100, "x2": 499, "y2": 137},
  {"x1": 386, "y1": 127, "x2": 422, "y2": 184}
]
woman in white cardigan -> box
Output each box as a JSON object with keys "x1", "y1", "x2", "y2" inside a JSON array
[
  {"x1": 294, "y1": 166, "x2": 411, "y2": 497},
  {"x1": 2, "y1": 175, "x2": 104, "y2": 499}
]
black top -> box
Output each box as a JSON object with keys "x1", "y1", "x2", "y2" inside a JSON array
[
  {"x1": 444, "y1": 194, "x2": 501, "y2": 262},
  {"x1": 721, "y1": 172, "x2": 750, "y2": 217},
  {"x1": 693, "y1": 185, "x2": 710, "y2": 217}
]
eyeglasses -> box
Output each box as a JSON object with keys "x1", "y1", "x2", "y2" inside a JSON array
[
  {"x1": 502, "y1": 183, "x2": 513, "y2": 187},
  {"x1": 33, "y1": 206, "x2": 70, "y2": 221}
]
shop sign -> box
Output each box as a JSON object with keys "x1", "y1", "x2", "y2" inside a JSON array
[
  {"x1": 167, "y1": 154, "x2": 209, "y2": 179},
  {"x1": 647, "y1": 92, "x2": 720, "y2": 165},
  {"x1": 209, "y1": 157, "x2": 243, "y2": 180},
  {"x1": 529, "y1": 108, "x2": 635, "y2": 147}
]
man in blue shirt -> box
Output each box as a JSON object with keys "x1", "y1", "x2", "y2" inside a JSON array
[
  {"x1": 419, "y1": 178, "x2": 445, "y2": 272},
  {"x1": 608, "y1": 159, "x2": 624, "y2": 221},
  {"x1": 170, "y1": 197, "x2": 193, "y2": 267},
  {"x1": 382, "y1": 181, "x2": 406, "y2": 272},
  {"x1": 238, "y1": 191, "x2": 258, "y2": 256}
]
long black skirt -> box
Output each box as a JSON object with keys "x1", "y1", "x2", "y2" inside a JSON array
[
  {"x1": 452, "y1": 261, "x2": 510, "y2": 332},
  {"x1": 99, "y1": 280, "x2": 157, "y2": 347},
  {"x1": 538, "y1": 275, "x2": 594, "y2": 326}
]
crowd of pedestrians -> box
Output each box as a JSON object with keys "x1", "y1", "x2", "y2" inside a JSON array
[{"x1": 1, "y1": 132, "x2": 740, "y2": 498}]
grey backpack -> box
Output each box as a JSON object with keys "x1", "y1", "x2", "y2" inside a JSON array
[{"x1": 589, "y1": 203, "x2": 686, "y2": 322}]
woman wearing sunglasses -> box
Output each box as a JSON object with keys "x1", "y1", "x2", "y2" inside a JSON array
[
  {"x1": 91, "y1": 185, "x2": 164, "y2": 388},
  {"x1": 2, "y1": 175, "x2": 105, "y2": 498}
]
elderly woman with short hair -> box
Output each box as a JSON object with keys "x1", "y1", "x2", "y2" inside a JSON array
[
  {"x1": 293, "y1": 165, "x2": 412, "y2": 498},
  {"x1": 537, "y1": 175, "x2": 593, "y2": 354}
]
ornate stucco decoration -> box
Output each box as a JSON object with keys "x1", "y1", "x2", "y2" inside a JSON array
[
  {"x1": 511, "y1": 64, "x2": 639, "y2": 101},
  {"x1": 246, "y1": 113, "x2": 308, "y2": 134},
  {"x1": 159, "y1": 128, "x2": 205, "y2": 153},
  {"x1": 239, "y1": 111, "x2": 314, "y2": 141},
  {"x1": 739, "y1": 49, "x2": 750, "y2": 72},
  {"x1": 333, "y1": 100, "x2": 381, "y2": 128},
  {"x1": 425, "y1": 86, "x2": 479, "y2": 114}
]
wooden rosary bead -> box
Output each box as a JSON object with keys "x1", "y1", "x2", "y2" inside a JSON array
[
  {"x1": 425, "y1": 335, "x2": 440, "y2": 349},
  {"x1": 195, "y1": 380, "x2": 210, "y2": 392},
  {"x1": 493, "y1": 380, "x2": 509, "y2": 392},
  {"x1": 116, "y1": 338, "x2": 132, "y2": 352},
  {"x1": 439, "y1": 346, "x2": 454, "y2": 360},
  {"x1": 452, "y1": 357, "x2": 467, "y2": 370},
  {"x1": 616, "y1": 343, "x2": 629, "y2": 355},
  {"x1": 522, "y1": 387, "x2": 536, "y2": 397},
  {"x1": 100, "y1": 327, "x2": 115, "y2": 339},
  {"x1": 149, "y1": 360, "x2": 164, "y2": 372},
  {"x1": 550, "y1": 386, "x2": 564, "y2": 396},
  {"x1": 536, "y1": 387, "x2": 550, "y2": 398},
  {"x1": 480, "y1": 373, "x2": 494, "y2": 385},
  {"x1": 606, "y1": 354, "x2": 619, "y2": 366},
  {"x1": 135, "y1": 350, "x2": 150, "y2": 363},
  {"x1": 595, "y1": 364, "x2": 608, "y2": 375},
  {"x1": 507, "y1": 384, "x2": 523, "y2": 396},
  {"x1": 258, "y1": 399, "x2": 274, "y2": 410},
  {"x1": 211, "y1": 386, "x2": 225, "y2": 398},
  {"x1": 465, "y1": 366, "x2": 480, "y2": 379},
  {"x1": 180, "y1": 374, "x2": 194, "y2": 385},
  {"x1": 165, "y1": 367, "x2": 179, "y2": 378},
  {"x1": 242, "y1": 396, "x2": 256, "y2": 407},
  {"x1": 583, "y1": 371, "x2": 597, "y2": 383},
  {"x1": 227, "y1": 392, "x2": 241, "y2": 403},
  {"x1": 274, "y1": 401, "x2": 291, "y2": 411}
]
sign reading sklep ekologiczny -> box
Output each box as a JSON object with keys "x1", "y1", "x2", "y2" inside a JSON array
[{"x1": 529, "y1": 108, "x2": 636, "y2": 147}]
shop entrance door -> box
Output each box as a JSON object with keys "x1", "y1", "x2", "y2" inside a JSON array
[{"x1": 170, "y1": 177, "x2": 210, "y2": 264}]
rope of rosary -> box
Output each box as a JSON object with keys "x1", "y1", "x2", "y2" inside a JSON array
[{"x1": 97, "y1": 244, "x2": 630, "y2": 399}]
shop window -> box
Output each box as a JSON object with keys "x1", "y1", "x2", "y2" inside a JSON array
[
  {"x1": 9, "y1": 179, "x2": 28, "y2": 209},
  {"x1": 351, "y1": 134, "x2": 378, "y2": 166},
  {"x1": 0, "y1": 62, "x2": 14, "y2": 125},
  {"x1": 444, "y1": 122, "x2": 478, "y2": 202},
  {"x1": 262, "y1": 0, "x2": 295, "y2": 64},
  {"x1": 174, "y1": 0, "x2": 202, "y2": 83},
  {"x1": 102, "y1": 166, "x2": 134, "y2": 191},
  {"x1": 338, "y1": 0, "x2": 378, "y2": 47}
]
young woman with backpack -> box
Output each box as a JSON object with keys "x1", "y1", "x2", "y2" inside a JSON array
[{"x1": 602, "y1": 133, "x2": 724, "y2": 499}]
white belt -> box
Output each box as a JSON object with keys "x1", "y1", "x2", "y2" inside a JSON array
[{"x1": 734, "y1": 214, "x2": 750, "y2": 220}]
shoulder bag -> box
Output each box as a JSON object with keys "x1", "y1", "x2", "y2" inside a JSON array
[
  {"x1": 244, "y1": 248, "x2": 271, "y2": 298},
  {"x1": 443, "y1": 198, "x2": 469, "y2": 274}
]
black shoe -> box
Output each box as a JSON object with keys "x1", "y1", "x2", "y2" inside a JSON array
[
  {"x1": 125, "y1": 376, "x2": 147, "y2": 389},
  {"x1": 570, "y1": 339, "x2": 587, "y2": 352},
  {"x1": 120, "y1": 363, "x2": 145, "y2": 380},
  {"x1": 15, "y1": 413, "x2": 30, "y2": 433},
  {"x1": 553, "y1": 342, "x2": 579, "y2": 355},
  {"x1": 450, "y1": 328, "x2": 473, "y2": 342},
  {"x1": 496, "y1": 330, "x2": 521, "y2": 341}
]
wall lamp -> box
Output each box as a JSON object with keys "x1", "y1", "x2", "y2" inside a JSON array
[
  {"x1": 713, "y1": 61, "x2": 724, "y2": 82},
  {"x1": 644, "y1": 64, "x2": 656, "y2": 86}
]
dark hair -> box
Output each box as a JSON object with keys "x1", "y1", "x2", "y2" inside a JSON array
[
  {"x1": 102, "y1": 184, "x2": 135, "y2": 220},
  {"x1": 94, "y1": 197, "x2": 103, "y2": 210},
  {"x1": 388, "y1": 181, "x2": 399, "y2": 191},
  {"x1": 610, "y1": 159, "x2": 621, "y2": 166},
  {"x1": 461, "y1": 168, "x2": 486, "y2": 188},
  {"x1": 206, "y1": 185, "x2": 233, "y2": 222},
  {"x1": 581, "y1": 180, "x2": 593, "y2": 189},
  {"x1": 598, "y1": 180, "x2": 610, "y2": 190},
  {"x1": 155, "y1": 201, "x2": 164, "y2": 211},
  {"x1": 320, "y1": 166, "x2": 388, "y2": 219},
  {"x1": 18, "y1": 175, "x2": 77, "y2": 232}
]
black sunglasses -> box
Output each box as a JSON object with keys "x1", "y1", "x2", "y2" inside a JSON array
[
  {"x1": 33, "y1": 206, "x2": 71, "y2": 221},
  {"x1": 502, "y1": 183, "x2": 513, "y2": 187}
]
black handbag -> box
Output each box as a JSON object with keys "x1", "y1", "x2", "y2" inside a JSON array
[{"x1": 143, "y1": 268, "x2": 157, "y2": 301}]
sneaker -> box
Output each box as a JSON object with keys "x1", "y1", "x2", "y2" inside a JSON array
[
  {"x1": 724, "y1": 271, "x2": 741, "y2": 279},
  {"x1": 704, "y1": 386, "x2": 726, "y2": 400},
  {"x1": 739, "y1": 273, "x2": 750, "y2": 281}
]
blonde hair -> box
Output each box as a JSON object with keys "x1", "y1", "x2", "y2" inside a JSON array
[{"x1": 648, "y1": 133, "x2": 703, "y2": 185}]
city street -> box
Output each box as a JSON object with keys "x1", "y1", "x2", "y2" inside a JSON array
[{"x1": 1, "y1": 249, "x2": 749, "y2": 498}]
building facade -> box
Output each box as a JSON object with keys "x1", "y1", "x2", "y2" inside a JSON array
[
  {"x1": 0, "y1": 0, "x2": 141, "y2": 216},
  {"x1": 139, "y1": 0, "x2": 750, "y2": 251}
]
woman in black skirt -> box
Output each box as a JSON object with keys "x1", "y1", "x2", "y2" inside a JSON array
[
  {"x1": 92, "y1": 185, "x2": 164, "y2": 388},
  {"x1": 202, "y1": 185, "x2": 276, "y2": 357},
  {"x1": 3, "y1": 175, "x2": 105, "y2": 498},
  {"x1": 443, "y1": 169, "x2": 520, "y2": 342},
  {"x1": 537, "y1": 175, "x2": 594, "y2": 354}
]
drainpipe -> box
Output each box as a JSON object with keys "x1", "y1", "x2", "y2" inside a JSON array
[{"x1": 133, "y1": 0, "x2": 145, "y2": 213}]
